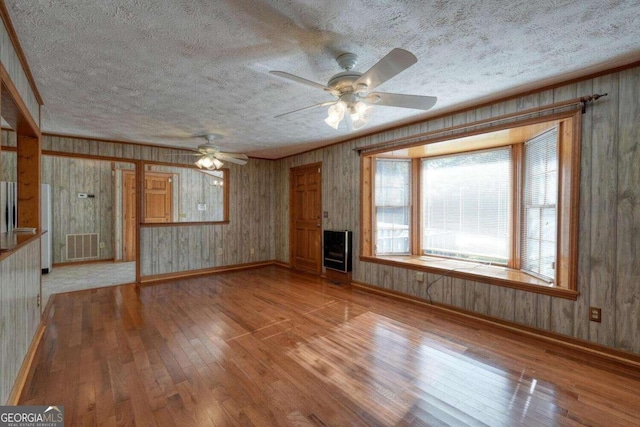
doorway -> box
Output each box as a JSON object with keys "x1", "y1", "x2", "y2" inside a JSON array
[{"x1": 290, "y1": 163, "x2": 322, "y2": 274}]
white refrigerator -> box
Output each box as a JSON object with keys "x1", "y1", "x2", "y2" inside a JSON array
[{"x1": 1, "y1": 181, "x2": 52, "y2": 273}]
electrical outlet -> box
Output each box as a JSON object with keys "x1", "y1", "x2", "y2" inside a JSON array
[
  {"x1": 216, "y1": 248, "x2": 223, "y2": 256},
  {"x1": 589, "y1": 307, "x2": 602, "y2": 322},
  {"x1": 416, "y1": 272, "x2": 424, "y2": 282},
  {"x1": 250, "y1": 248, "x2": 255, "y2": 255}
]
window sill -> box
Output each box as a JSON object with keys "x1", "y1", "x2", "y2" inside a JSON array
[{"x1": 359, "y1": 255, "x2": 579, "y2": 300}]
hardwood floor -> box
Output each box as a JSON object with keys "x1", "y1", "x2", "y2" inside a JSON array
[{"x1": 20, "y1": 266, "x2": 640, "y2": 426}]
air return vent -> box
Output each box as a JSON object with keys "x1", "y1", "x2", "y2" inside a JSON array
[{"x1": 66, "y1": 233, "x2": 99, "y2": 261}]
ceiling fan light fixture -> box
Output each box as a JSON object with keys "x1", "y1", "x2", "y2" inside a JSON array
[
  {"x1": 195, "y1": 155, "x2": 224, "y2": 170},
  {"x1": 196, "y1": 156, "x2": 214, "y2": 169},
  {"x1": 325, "y1": 101, "x2": 347, "y2": 130},
  {"x1": 212, "y1": 158, "x2": 224, "y2": 169},
  {"x1": 350, "y1": 101, "x2": 373, "y2": 128},
  {"x1": 324, "y1": 114, "x2": 341, "y2": 130}
]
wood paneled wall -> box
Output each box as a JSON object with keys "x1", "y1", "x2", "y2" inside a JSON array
[
  {"x1": 1, "y1": 149, "x2": 117, "y2": 263},
  {"x1": 275, "y1": 66, "x2": 640, "y2": 355},
  {"x1": 41, "y1": 135, "x2": 195, "y2": 165},
  {"x1": 0, "y1": 238, "x2": 41, "y2": 403},
  {"x1": 43, "y1": 156, "x2": 115, "y2": 263},
  {"x1": 16, "y1": 135, "x2": 277, "y2": 277},
  {"x1": 140, "y1": 159, "x2": 276, "y2": 275}
]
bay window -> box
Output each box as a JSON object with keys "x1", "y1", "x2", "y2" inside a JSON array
[{"x1": 361, "y1": 112, "x2": 580, "y2": 296}]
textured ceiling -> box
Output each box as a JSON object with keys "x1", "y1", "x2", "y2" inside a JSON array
[{"x1": 5, "y1": 0, "x2": 640, "y2": 158}]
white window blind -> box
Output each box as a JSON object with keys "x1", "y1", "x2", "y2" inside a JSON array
[
  {"x1": 522, "y1": 128, "x2": 558, "y2": 281},
  {"x1": 421, "y1": 148, "x2": 512, "y2": 263},
  {"x1": 375, "y1": 159, "x2": 411, "y2": 254}
]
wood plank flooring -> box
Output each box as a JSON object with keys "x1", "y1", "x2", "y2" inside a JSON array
[{"x1": 19, "y1": 266, "x2": 640, "y2": 426}]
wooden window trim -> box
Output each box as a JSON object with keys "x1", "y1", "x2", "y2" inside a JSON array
[{"x1": 360, "y1": 110, "x2": 582, "y2": 296}]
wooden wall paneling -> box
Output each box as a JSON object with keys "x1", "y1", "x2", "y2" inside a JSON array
[
  {"x1": 2, "y1": 128, "x2": 18, "y2": 146},
  {"x1": 275, "y1": 162, "x2": 289, "y2": 262},
  {"x1": 472, "y1": 281, "x2": 491, "y2": 315},
  {"x1": 548, "y1": 84, "x2": 578, "y2": 337},
  {"x1": 615, "y1": 67, "x2": 640, "y2": 353},
  {"x1": 440, "y1": 276, "x2": 452, "y2": 305},
  {"x1": 189, "y1": 226, "x2": 202, "y2": 271},
  {"x1": 573, "y1": 78, "x2": 594, "y2": 341},
  {"x1": 489, "y1": 286, "x2": 516, "y2": 322},
  {"x1": 450, "y1": 277, "x2": 466, "y2": 308},
  {"x1": 588, "y1": 74, "x2": 619, "y2": 346},
  {"x1": 536, "y1": 294, "x2": 552, "y2": 330},
  {"x1": 391, "y1": 266, "x2": 407, "y2": 295},
  {"x1": 46, "y1": 156, "x2": 114, "y2": 263},
  {"x1": 514, "y1": 288, "x2": 538, "y2": 328},
  {"x1": 0, "y1": 148, "x2": 16, "y2": 180},
  {"x1": 0, "y1": 239, "x2": 41, "y2": 403},
  {"x1": 427, "y1": 271, "x2": 445, "y2": 303},
  {"x1": 139, "y1": 227, "x2": 151, "y2": 275}
]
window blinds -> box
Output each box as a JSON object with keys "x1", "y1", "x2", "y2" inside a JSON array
[
  {"x1": 421, "y1": 148, "x2": 512, "y2": 264},
  {"x1": 375, "y1": 159, "x2": 411, "y2": 254},
  {"x1": 521, "y1": 128, "x2": 558, "y2": 281}
]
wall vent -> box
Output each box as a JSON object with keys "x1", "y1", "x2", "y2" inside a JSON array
[{"x1": 66, "y1": 233, "x2": 99, "y2": 261}]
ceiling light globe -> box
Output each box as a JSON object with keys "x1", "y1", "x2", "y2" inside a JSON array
[{"x1": 324, "y1": 115, "x2": 341, "y2": 130}]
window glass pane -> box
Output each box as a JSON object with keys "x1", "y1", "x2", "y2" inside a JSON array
[
  {"x1": 421, "y1": 148, "x2": 511, "y2": 264},
  {"x1": 375, "y1": 159, "x2": 411, "y2": 254},
  {"x1": 522, "y1": 128, "x2": 558, "y2": 281}
]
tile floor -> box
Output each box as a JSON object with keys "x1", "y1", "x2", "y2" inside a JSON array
[{"x1": 42, "y1": 261, "x2": 135, "y2": 305}]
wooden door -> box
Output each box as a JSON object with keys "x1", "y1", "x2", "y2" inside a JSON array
[
  {"x1": 122, "y1": 171, "x2": 136, "y2": 262},
  {"x1": 290, "y1": 163, "x2": 322, "y2": 274},
  {"x1": 144, "y1": 172, "x2": 173, "y2": 223}
]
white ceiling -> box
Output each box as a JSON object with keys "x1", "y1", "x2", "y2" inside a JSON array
[{"x1": 6, "y1": 1, "x2": 640, "y2": 159}]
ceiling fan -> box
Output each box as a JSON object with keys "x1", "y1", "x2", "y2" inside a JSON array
[
  {"x1": 270, "y1": 48, "x2": 437, "y2": 131},
  {"x1": 179, "y1": 134, "x2": 249, "y2": 170}
]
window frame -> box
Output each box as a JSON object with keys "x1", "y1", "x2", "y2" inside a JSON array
[{"x1": 360, "y1": 110, "x2": 581, "y2": 299}]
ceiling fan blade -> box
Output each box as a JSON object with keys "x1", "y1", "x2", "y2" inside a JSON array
[
  {"x1": 216, "y1": 152, "x2": 248, "y2": 160},
  {"x1": 214, "y1": 153, "x2": 248, "y2": 165},
  {"x1": 167, "y1": 152, "x2": 202, "y2": 156},
  {"x1": 367, "y1": 92, "x2": 437, "y2": 110},
  {"x1": 274, "y1": 100, "x2": 336, "y2": 118},
  {"x1": 354, "y1": 48, "x2": 417, "y2": 92},
  {"x1": 270, "y1": 71, "x2": 331, "y2": 92}
]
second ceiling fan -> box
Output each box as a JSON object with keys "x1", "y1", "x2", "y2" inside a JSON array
[{"x1": 270, "y1": 48, "x2": 437, "y2": 130}]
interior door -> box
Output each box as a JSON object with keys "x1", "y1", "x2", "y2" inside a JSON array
[
  {"x1": 290, "y1": 163, "x2": 322, "y2": 274},
  {"x1": 122, "y1": 171, "x2": 136, "y2": 262},
  {"x1": 144, "y1": 172, "x2": 173, "y2": 223}
]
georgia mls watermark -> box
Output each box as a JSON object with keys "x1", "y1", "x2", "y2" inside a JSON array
[{"x1": 0, "y1": 406, "x2": 63, "y2": 427}]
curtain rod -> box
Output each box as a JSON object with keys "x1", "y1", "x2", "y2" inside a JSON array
[{"x1": 354, "y1": 93, "x2": 607, "y2": 154}]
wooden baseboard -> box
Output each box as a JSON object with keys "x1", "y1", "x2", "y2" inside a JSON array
[
  {"x1": 139, "y1": 260, "x2": 280, "y2": 285},
  {"x1": 6, "y1": 323, "x2": 46, "y2": 405},
  {"x1": 351, "y1": 280, "x2": 640, "y2": 370},
  {"x1": 272, "y1": 260, "x2": 291, "y2": 269},
  {"x1": 53, "y1": 258, "x2": 115, "y2": 268}
]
